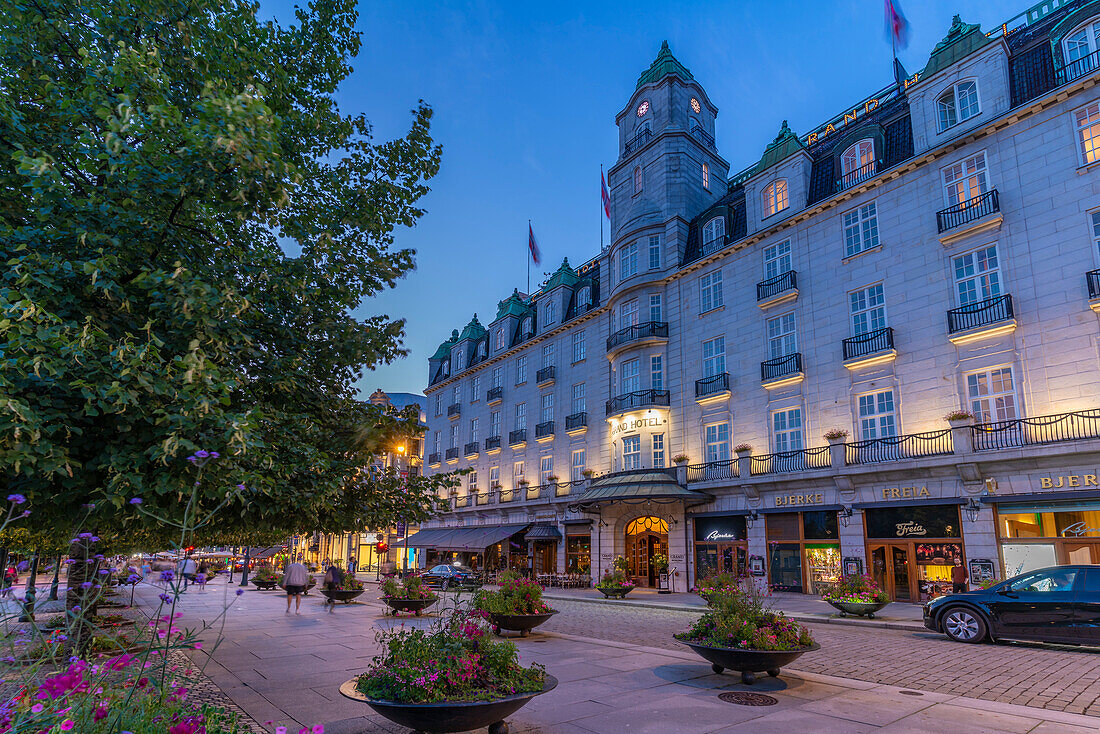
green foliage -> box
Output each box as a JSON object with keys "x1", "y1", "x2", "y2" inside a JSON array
[
  {"x1": 381, "y1": 574, "x2": 436, "y2": 600},
  {"x1": 675, "y1": 583, "x2": 815, "y2": 651},
  {"x1": 251, "y1": 564, "x2": 279, "y2": 583},
  {"x1": 0, "y1": 0, "x2": 444, "y2": 539},
  {"x1": 473, "y1": 577, "x2": 554, "y2": 615},
  {"x1": 821, "y1": 574, "x2": 890, "y2": 604}
]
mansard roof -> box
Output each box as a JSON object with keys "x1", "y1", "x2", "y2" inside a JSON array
[
  {"x1": 430, "y1": 330, "x2": 459, "y2": 360},
  {"x1": 544, "y1": 258, "x2": 580, "y2": 291},
  {"x1": 924, "y1": 15, "x2": 994, "y2": 78},
  {"x1": 458, "y1": 314, "x2": 487, "y2": 341},
  {"x1": 495, "y1": 289, "x2": 531, "y2": 321},
  {"x1": 636, "y1": 41, "x2": 694, "y2": 90},
  {"x1": 756, "y1": 120, "x2": 808, "y2": 172}
]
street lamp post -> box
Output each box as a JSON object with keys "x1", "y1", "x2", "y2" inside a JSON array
[{"x1": 239, "y1": 547, "x2": 251, "y2": 587}]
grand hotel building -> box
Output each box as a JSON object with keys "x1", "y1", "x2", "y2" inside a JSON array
[{"x1": 408, "y1": 1, "x2": 1100, "y2": 603}]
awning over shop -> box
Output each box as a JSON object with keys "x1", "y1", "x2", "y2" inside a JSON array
[
  {"x1": 249, "y1": 546, "x2": 282, "y2": 560},
  {"x1": 981, "y1": 489, "x2": 1100, "y2": 506},
  {"x1": 854, "y1": 498, "x2": 965, "y2": 510},
  {"x1": 397, "y1": 524, "x2": 530, "y2": 551},
  {"x1": 525, "y1": 524, "x2": 563, "y2": 541},
  {"x1": 758, "y1": 505, "x2": 843, "y2": 514},
  {"x1": 569, "y1": 470, "x2": 711, "y2": 511}
]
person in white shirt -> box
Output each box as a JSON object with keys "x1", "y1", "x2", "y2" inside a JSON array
[{"x1": 282, "y1": 561, "x2": 310, "y2": 615}]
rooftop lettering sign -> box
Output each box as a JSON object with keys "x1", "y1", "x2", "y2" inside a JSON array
[{"x1": 802, "y1": 77, "x2": 917, "y2": 146}]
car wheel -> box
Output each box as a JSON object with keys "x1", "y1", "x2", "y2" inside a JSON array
[{"x1": 942, "y1": 606, "x2": 987, "y2": 643}]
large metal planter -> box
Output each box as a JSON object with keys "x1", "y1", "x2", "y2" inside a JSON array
[
  {"x1": 382, "y1": 596, "x2": 439, "y2": 616},
  {"x1": 678, "y1": 639, "x2": 819, "y2": 685},
  {"x1": 825, "y1": 599, "x2": 889, "y2": 618},
  {"x1": 489, "y1": 610, "x2": 558, "y2": 637},
  {"x1": 339, "y1": 674, "x2": 558, "y2": 734},
  {"x1": 321, "y1": 588, "x2": 366, "y2": 604},
  {"x1": 252, "y1": 579, "x2": 278, "y2": 590},
  {"x1": 596, "y1": 586, "x2": 632, "y2": 599}
]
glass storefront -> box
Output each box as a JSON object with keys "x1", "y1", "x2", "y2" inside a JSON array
[
  {"x1": 693, "y1": 514, "x2": 747, "y2": 580},
  {"x1": 865, "y1": 504, "x2": 964, "y2": 603},
  {"x1": 765, "y1": 511, "x2": 840, "y2": 594},
  {"x1": 997, "y1": 502, "x2": 1100, "y2": 575},
  {"x1": 565, "y1": 533, "x2": 591, "y2": 574}
]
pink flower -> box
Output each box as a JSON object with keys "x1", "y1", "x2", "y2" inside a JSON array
[{"x1": 60, "y1": 721, "x2": 74, "y2": 731}]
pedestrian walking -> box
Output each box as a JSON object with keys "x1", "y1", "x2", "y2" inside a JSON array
[
  {"x1": 179, "y1": 555, "x2": 197, "y2": 591},
  {"x1": 196, "y1": 561, "x2": 209, "y2": 591},
  {"x1": 283, "y1": 560, "x2": 310, "y2": 615},
  {"x1": 322, "y1": 563, "x2": 344, "y2": 614},
  {"x1": 951, "y1": 558, "x2": 969, "y2": 593}
]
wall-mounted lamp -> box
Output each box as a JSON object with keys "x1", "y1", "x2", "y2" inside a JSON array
[
  {"x1": 839, "y1": 505, "x2": 853, "y2": 527},
  {"x1": 746, "y1": 510, "x2": 759, "y2": 529},
  {"x1": 964, "y1": 497, "x2": 982, "y2": 523}
]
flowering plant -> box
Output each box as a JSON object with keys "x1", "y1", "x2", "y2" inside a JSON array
[
  {"x1": 595, "y1": 570, "x2": 635, "y2": 590},
  {"x1": 671, "y1": 454, "x2": 689, "y2": 465},
  {"x1": 691, "y1": 572, "x2": 742, "y2": 602},
  {"x1": 821, "y1": 574, "x2": 890, "y2": 604},
  {"x1": 823, "y1": 428, "x2": 849, "y2": 440},
  {"x1": 340, "y1": 573, "x2": 364, "y2": 591},
  {"x1": 944, "y1": 410, "x2": 974, "y2": 422},
  {"x1": 676, "y1": 582, "x2": 814, "y2": 652},
  {"x1": 733, "y1": 443, "x2": 752, "y2": 453},
  {"x1": 251, "y1": 564, "x2": 279, "y2": 583},
  {"x1": 381, "y1": 574, "x2": 437, "y2": 601},
  {"x1": 651, "y1": 553, "x2": 669, "y2": 572},
  {"x1": 473, "y1": 577, "x2": 555, "y2": 616}
]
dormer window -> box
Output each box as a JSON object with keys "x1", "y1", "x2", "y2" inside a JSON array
[
  {"x1": 633, "y1": 165, "x2": 642, "y2": 195},
  {"x1": 442, "y1": 362, "x2": 450, "y2": 376},
  {"x1": 543, "y1": 299, "x2": 556, "y2": 326},
  {"x1": 702, "y1": 162, "x2": 710, "y2": 190},
  {"x1": 937, "y1": 81, "x2": 979, "y2": 132},
  {"x1": 702, "y1": 216, "x2": 725, "y2": 253},
  {"x1": 762, "y1": 179, "x2": 789, "y2": 217},
  {"x1": 477, "y1": 341, "x2": 487, "y2": 359},
  {"x1": 1064, "y1": 19, "x2": 1100, "y2": 77},
  {"x1": 522, "y1": 316, "x2": 533, "y2": 337},
  {"x1": 453, "y1": 348, "x2": 464, "y2": 370},
  {"x1": 494, "y1": 327, "x2": 504, "y2": 351},
  {"x1": 841, "y1": 139, "x2": 876, "y2": 186},
  {"x1": 577, "y1": 285, "x2": 592, "y2": 309}
]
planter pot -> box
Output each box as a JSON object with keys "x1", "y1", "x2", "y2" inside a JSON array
[
  {"x1": 825, "y1": 599, "x2": 890, "y2": 618},
  {"x1": 678, "y1": 639, "x2": 820, "y2": 685},
  {"x1": 596, "y1": 587, "x2": 632, "y2": 599},
  {"x1": 489, "y1": 610, "x2": 557, "y2": 637},
  {"x1": 339, "y1": 674, "x2": 558, "y2": 734},
  {"x1": 382, "y1": 596, "x2": 439, "y2": 616},
  {"x1": 321, "y1": 588, "x2": 366, "y2": 604},
  {"x1": 252, "y1": 579, "x2": 278, "y2": 590}
]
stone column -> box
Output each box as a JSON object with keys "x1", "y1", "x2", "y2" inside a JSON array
[
  {"x1": 948, "y1": 416, "x2": 975, "y2": 455},
  {"x1": 735, "y1": 446, "x2": 753, "y2": 479},
  {"x1": 827, "y1": 435, "x2": 847, "y2": 469}
]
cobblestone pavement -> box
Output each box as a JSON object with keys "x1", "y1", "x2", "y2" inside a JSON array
[{"x1": 540, "y1": 599, "x2": 1100, "y2": 717}]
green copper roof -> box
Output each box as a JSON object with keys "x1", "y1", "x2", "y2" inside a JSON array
[
  {"x1": 429, "y1": 331, "x2": 457, "y2": 360},
  {"x1": 495, "y1": 289, "x2": 530, "y2": 321},
  {"x1": 458, "y1": 314, "x2": 487, "y2": 341},
  {"x1": 923, "y1": 15, "x2": 991, "y2": 79},
  {"x1": 636, "y1": 41, "x2": 694, "y2": 90},
  {"x1": 544, "y1": 258, "x2": 580, "y2": 291},
  {"x1": 570, "y1": 470, "x2": 711, "y2": 510},
  {"x1": 757, "y1": 120, "x2": 807, "y2": 171}
]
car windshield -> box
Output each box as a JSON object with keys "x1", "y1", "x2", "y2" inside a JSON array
[
  {"x1": 452, "y1": 565, "x2": 474, "y2": 574},
  {"x1": 429, "y1": 565, "x2": 450, "y2": 574},
  {"x1": 1007, "y1": 568, "x2": 1078, "y2": 593}
]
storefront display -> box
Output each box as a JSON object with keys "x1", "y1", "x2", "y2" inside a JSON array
[
  {"x1": 565, "y1": 533, "x2": 590, "y2": 574},
  {"x1": 994, "y1": 500, "x2": 1100, "y2": 575},
  {"x1": 765, "y1": 511, "x2": 840, "y2": 594},
  {"x1": 863, "y1": 502, "x2": 964, "y2": 603},
  {"x1": 692, "y1": 514, "x2": 747, "y2": 580}
]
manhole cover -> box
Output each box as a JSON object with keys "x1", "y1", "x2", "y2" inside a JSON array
[
  {"x1": 718, "y1": 692, "x2": 778, "y2": 706},
  {"x1": 899, "y1": 690, "x2": 924, "y2": 696}
]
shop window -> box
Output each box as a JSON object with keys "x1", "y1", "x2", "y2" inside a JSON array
[
  {"x1": 765, "y1": 511, "x2": 840, "y2": 594},
  {"x1": 565, "y1": 534, "x2": 591, "y2": 573}
]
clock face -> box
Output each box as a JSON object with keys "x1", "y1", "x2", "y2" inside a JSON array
[
  {"x1": 690, "y1": 98, "x2": 701, "y2": 113},
  {"x1": 636, "y1": 100, "x2": 650, "y2": 117}
]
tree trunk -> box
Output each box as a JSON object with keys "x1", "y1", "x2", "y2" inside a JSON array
[{"x1": 66, "y1": 536, "x2": 100, "y2": 656}]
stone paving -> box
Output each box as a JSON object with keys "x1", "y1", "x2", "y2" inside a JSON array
[{"x1": 153, "y1": 577, "x2": 1100, "y2": 732}]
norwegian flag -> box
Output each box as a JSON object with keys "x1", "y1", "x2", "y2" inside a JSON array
[
  {"x1": 528, "y1": 223, "x2": 541, "y2": 265},
  {"x1": 884, "y1": 0, "x2": 910, "y2": 50},
  {"x1": 601, "y1": 169, "x2": 611, "y2": 219}
]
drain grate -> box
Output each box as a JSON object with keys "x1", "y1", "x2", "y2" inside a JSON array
[
  {"x1": 899, "y1": 690, "x2": 924, "y2": 696},
  {"x1": 718, "y1": 691, "x2": 778, "y2": 706}
]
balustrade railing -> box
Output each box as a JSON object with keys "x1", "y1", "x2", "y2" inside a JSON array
[
  {"x1": 756, "y1": 270, "x2": 797, "y2": 302},
  {"x1": 485, "y1": 436, "x2": 502, "y2": 451},
  {"x1": 761, "y1": 353, "x2": 802, "y2": 381},
  {"x1": 428, "y1": 452, "x2": 441, "y2": 465},
  {"x1": 845, "y1": 429, "x2": 953, "y2": 465},
  {"x1": 447, "y1": 403, "x2": 461, "y2": 417},
  {"x1": 749, "y1": 446, "x2": 830, "y2": 476},
  {"x1": 565, "y1": 412, "x2": 588, "y2": 430},
  {"x1": 536, "y1": 366, "x2": 556, "y2": 383},
  {"x1": 695, "y1": 373, "x2": 730, "y2": 397},
  {"x1": 487, "y1": 386, "x2": 503, "y2": 402},
  {"x1": 535, "y1": 421, "x2": 555, "y2": 438},
  {"x1": 843, "y1": 327, "x2": 894, "y2": 360},
  {"x1": 1088, "y1": 269, "x2": 1100, "y2": 300},
  {"x1": 508, "y1": 429, "x2": 527, "y2": 445},
  {"x1": 444, "y1": 447, "x2": 459, "y2": 460},
  {"x1": 624, "y1": 127, "x2": 652, "y2": 154},
  {"x1": 937, "y1": 189, "x2": 999, "y2": 233},
  {"x1": 1057, "y1": 48, "x2": 1100, "y2": 86},
  {"x1": 607, "y1": 321, "x2": 669, "y2": 351},
  {"x1": 947, "y1": 294, "x2": 1013, "y2": 333},
  {"x1": 463, "y1": 441, "x2": 479, "y2": 456},
  {"x1": 971, "y1": 409, "x2": 1100, "y2": 451},
  {"x1": 685, "y1": 459, "x2": 739, "y2": 483},
  {"x1": 837, "y1": 160, "x2": 878, "y2": 191},
  {"x1": 690, "y1": 125, "x2": 715, "y2": 147},
  {"x1": 606, "y1": 389, "x2": 671, "y2": 415}
]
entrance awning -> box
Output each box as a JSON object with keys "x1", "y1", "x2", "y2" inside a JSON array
[
  {"x1": 525, "y1": 524, "x2": 563, "y2": 541},
  {"x1": 569, "y1": 470, "x2": 711, "y2": 512},
  {"x1": 855, "y1": 498, "x2": 964, "y2": 510},
  {"x1": 397, "y1": 524, "x2": 530, "y2": 551},
  {"x1": 981, "y1": 490, "x2": 1100, "y2": 506}
]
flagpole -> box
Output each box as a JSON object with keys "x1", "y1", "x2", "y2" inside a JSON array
[
  {"x1": 527, "y1": 219, "x2": 531, "y2": 296},
  {"x1": 600, "y1": 165, "x2": 604, "y2": 250}
]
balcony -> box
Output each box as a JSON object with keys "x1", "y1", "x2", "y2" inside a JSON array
[
  {"x1": 756, "y1": 270, "x2": 798, "y2": 308},
  {"x1": 475, "y1": 491, "x2": 489, "y2": 506},
  {"x1": 464, "y1": 441, "x2": 479, "y2": 457},
  {"x1": 487, "y1": 386, "x2": 503, "y2": 404},
  {"x1": 836, "y1": 160, "x2": 877, "y2": 192},
  {"x1": 454, "y1": 494, "x2": 469, "y2": 508},
  {"x1": 447, "y1": 403, "x2": 461, "y2": 419},
  {"x1": 845, "y1": 430, "x2": 953, "y2": 465},
  {"x1": 1057, "y1": 47, "x2": 1100, "y2": 86},
  {"x1": 686, "y1": 459, "x2": 738, "y2": 483},
  {"x1": 444, "y1": 447, "x2": 460, "y2": 461},
  {"x1": 606, "y1": 320, "x2": 669, "y2": 357},
  {"x1": 565, "y1": 412, "x2": 588, "y2": 433},
  {"x1": 972, "y1": 409, "x2": 1100, "y2": 451},
  {"x1": 606, "y1": 389, "x2": 671, "y2": 417},
  {"x1": 694, "y1": 373, "x2": 730, "y2": 403},
  {"x1": 624, "y1": 127, "x2": 652, "y2": 155},
  {"x1": 536, "y1": 366, "x2": 556, "y2": 385},
  {"x1": 508, "y1": 429, "x2": 527, "y2": 447},
  {"x1": 750, "y1": 446, "x2": 831, "y2": 476},
  {"x1": 1088, "y1": 270, "x2": 1100, "y2": 312},
  {"x1": 428, "y1": 452, "x2": 441, "y2": 466},
  {"x1": 936, "y1": 189, "x2": 1001, "y2": 236},
  {"x1": 498, "y1": 487, "x2": 516, "y2": 503},
  {"x1": 947, "y1": 294, "x2": 1015, "y2": 343},
  {"x1": 484, "y1": 435, "x2": 502, "y2": 452},
  {"x1": 690, "y1": 124, "x2": 714, "y2": 147},
  {"x1": 760, "y1": 353, "x2": 803, "y2": 388},
  {"x1": 842, "y1": 327, "x2": 896, "y2": 369},
  {"x1": 535, "y1": 421, "x2": 555, "y2": 440}
]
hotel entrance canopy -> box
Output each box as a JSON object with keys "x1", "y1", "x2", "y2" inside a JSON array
[
  {"x1": 396, "y1": 524, "x2": 530, "y2": 551},
  {"x1": 568, "y1": 470, "x2": 711, "y2": 512}
]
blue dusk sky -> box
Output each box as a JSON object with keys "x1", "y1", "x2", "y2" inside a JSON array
[{"x1": 264, "y1": 0, "x2": 1024, "y2": 397}]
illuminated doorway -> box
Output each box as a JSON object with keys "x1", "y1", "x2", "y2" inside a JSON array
[{"x1": 625, "y1": 516, "x2": 668, "y2": 587}]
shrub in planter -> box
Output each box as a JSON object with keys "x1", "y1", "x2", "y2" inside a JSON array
[
  {"x1": 821, "y1": 574, "x2": 890, "y2": 605},
  {"x1": 474, "y1": 577, "x2": 555, "y2": 616},
  {"x1": 944, "y1": 410, "x2": 974, "y2": 422},
  {"x1": 381, "y1": 575, "x2": 436, "y2": 601},
  {"x1": 691, "y1": 572, "x2": 742, "y2": 603},
  {"x1": 251, "y1": 564, "x2": 279, "y2": 584}
]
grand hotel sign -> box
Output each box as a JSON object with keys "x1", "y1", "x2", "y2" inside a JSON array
[{"x1": 804, "y1": 74, "x2": 920, "y2": 146}]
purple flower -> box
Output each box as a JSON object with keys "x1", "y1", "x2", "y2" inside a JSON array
[
  {"x1": 6, "y1": 494, "x2": 25, "y2": 505},
  {"x1": 236, "y1": 484, "x2": 246, "y2": 491},
  {"x1": 20, "y1": 510, "x2": 29, "y2": 517},
  {"x1": 235, "y1": 589, "x2": 244, "y2": 596},
  {"x1": 160, "y1": 570, "x2": 174, "y2": 582},
  {"x1": 80, "y1": 582, "x2": 93, "y2": 589},
  {"x1": 129, "y1": 498, "x2": 143, "y2": 505},
  {"x1": 127, "y1": 574, "x2": 141, "y2": 584},
  {"x1": 159, "y1": 593, "x2": 172, "y2": 603},
  {"x1": 77, "y1": 532, "x2": 94, "y2": 539}
]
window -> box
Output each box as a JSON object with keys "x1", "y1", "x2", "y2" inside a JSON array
[
  {"x1": 1076, "y1": 102, "x2": 1100, "y2": 166},
  {"x1": 514, "y1": 402, "x2": 526, "y2": 430},
  {"x1": 491, "y1": 366, "x2": 503, "y2": 389},
  {"x1": 577, "y1": 285, "x2": 592, "y2": 309},
  {"x1": 843, "y1": 202, "x2": 879, "y2": 257},
  {"x1": 702, "y1": 216, "x2": 725, "y2": 252},
  {"x1": 937, "y1": 81, "x2": 980, "y2": 132},
  {"x1": 442, "y1": 361, "x2": 449, "y2": 376},
  {"x1": 453, "y1": 348, "x2": 464, "y2": 372},
  {"x1": 619, "y1": 299, "x2": 638, "y2": 328},
  {"x1": 543, "y1": 299, "x2": 556, "y2": 326},
  {"x1": 452, "y1": 385, "x2": 460, "y2": 405},
  {"x1": 516, "y1": 355, "x2": 528, "y2": 384},
  {"x1": 942, "y1": 152, "x2": 988, "y2": 206},
  {"x1": 477, "y1": 341, "x2": 486, "y2": 358},
  {"x1": 648, "y1": 235, "x2": 661, "y2": 270},
  {"x1": 541, "y1": 342, "x2": 555, "y2": 368},
  {"x1": 620, "y1": 358, "x2": 640, "y2": 393},
  {"x1": 619, "y1": 242, "x2": 638, "y2": 280},
  {"x1": 471, "y1": 376, "x2": 481, "y2": 402},
  {"x1": 967, "y1": 366, "x2": 1017, "y2": 423},
  {"x1": 468, "y1": 471, "x2": 478, "y2": 492},
  {"x1": 571, "y1": 449, "x2": 587, "y2": 482},
  {"x1": 1006, "y1": 568, "x2": 1078, "y2": 593},
  {"x1": 622, "y1": 435, "x2": 641, "y2": 469},
  {"x1": 1064, "y1": 19, "x2": 1100, "y2": 75},
  {"x1": 649, "y1": 294, "x2": 662, "y2": 322},
  {"x1": 572, "y1": 330, "x2": 586, "y2": 362},
  {"x1": 521, "y1": 316, "x2": 533, "y2": 336},
  {"x1": 433, "y1": 431, "x2": 441, "y2": 455},
  {"x1": 540, "y1": 393, "x2": 553, "y2": 423},
  {"x1": 953, "y1": 245, "x2": 1001, "y2": 306},
  {"x1": 650, "y1": 355, "x2": 663, "y2": 390},
  {"x1": 633, "y1": 165, "x2": 642, "y2": 194},
  {"x1": 841, "y1": 139, "x2": 875, "y2": 183},
  {"x1": 762, "y1": 179, "x2": 789, "y2": 217},
  {"x1": 652, "y1": 433, "x2": 665, "y2": 468},
  {"x1": 489, "y1": 465, "x2": 500, "y2": 490},
  {"x1": 434, "y1": 394, "x2": 442, "y2": 416},
  {"x1": 763, "y1": 240, "x2": 792, "y2": 280},
  {"x1": 449, "y1": 424, "x2": 459, "y2": 449},
  {"x1": 702, "y1": 336, "x2": 725, "y2": 377},
  {"x1": 469, "y1": 418, "x2": 479, "y2": 442},
  {"x1": 699, "y1": 270, "x2": 724, "y2": 312},
  {"x1": 540, "y1": 455, "x2": 553, "y2": 485},
  {"x1": 849, "y1": 283, "x2": 886, "y2": 335},
  {"x1": 704, "y1": 423, "x2": 730, "y2": 462},
  {"x1": 571, "y1": 383, "x2": 586, "y2": 414},
  {"x1": 490, "y1": 410, "x2": 501, "y2": 437},
  {"x1": 858, "y1": 390, "x2": 897, "y2": 439},
  {"x1": 772, "y1": 408, "x2": 804, "y2": 452},
  {"x1": 766, "y1": 312, "x2": 797, "y2": 358},
  {"x1": 1091, "y1": 211, "x2": 1100, "y2": 261},
  {"x1": 494, "y1": 327, "x2": 505, "y2": 351},
  {"x1": 702, "y1": 162, "x2": 710, "y2": 190},
  {"x1": 513, "y1": 461, "x2": 525, "y2": 485}
]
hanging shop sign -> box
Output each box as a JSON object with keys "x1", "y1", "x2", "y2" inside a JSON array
[{"x1": 693, "y1": 515, "x2": 748, "y2": 542}]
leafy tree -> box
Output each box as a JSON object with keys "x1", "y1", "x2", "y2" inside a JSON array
[{"x1": 0, "y1": 0, "x2": 444, "y2": 536}]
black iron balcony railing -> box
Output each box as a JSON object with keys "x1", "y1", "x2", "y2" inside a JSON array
[
  {"x1": 845, "y1": 429, "x2": 953, "y2": 465},
  {"x1": 447, "y1": 403, "x2": 461, "y2": 417},
  {"x1": 937, "y1": 189, "x2": 999, "y2": 233},
  {"x1": 454, "y1": 495, "x2": 469, "y2": 508},
  {"x1": 756, "y1": 270, "x2": 797, "y2": 302},
  {"x1": 487, "y1": 386, "x2": 503, "y2": 402},
  {"x1": 428, "y1": 452, "x2": 441, "y2": 465},
  {"x1": 605, "y1": 389, "x2": 671, "y2": 416},
  {"x1": 843, "y1": 327, "x2": 894, "y2": 360},
  {"x1": 484, "y1": 435, "x2": 501, "y2": 451},
  {"x1": 947, "y1": 294, "x2": 1013, "y2": 334},
  {"x1": 690, "y1": 125, "x2": 714, "y2": 147},
  {"x1": 971, "y1": 409, "x2": 1100, "y2": 451},
  {"x1": 498, "y1": 487, "x2": 516, "y2": 503},
  {"x1": 536, "y1": 366, "x2": 556, "y2": 384},
  {"x1": 535, "y1": 421, "x2": 555, "y2": 438},
  {"x1": 761, "y1": 353, "x2": 802, "y2": 381},
  {"x1": 700, "y1": 234, "x2": 726, "y2": 258},
  {"x1": 837, "y1": 160, "x2": 878, "y2": 192},
  {"x1": 606, "y1": 321, "x2": 668, "y2": 351},
  {"x1": 750, "y1": 446, "x2": 831, "y2": 476},
  {"x1": 1057, "y1": 48, "x2": 1100, "y2": 86},
  {"x1": 565, "y1": 412, "x2": 588, "y2": 430},
  {"x1": 475, "y1": 491, "x2": 489, "y2": 506},
  {"x1": 1088, "y1": 270, "x2": 1100, "y2": 300},
  {"x1": 444, "y1": 447, "x2": 459, "y2": 460},
  {"x1": 695, "y1": 373, "x2": 730, "y2": 397},
  {"x1": 464, "y1": 441, "x2": 479, "y2": 456},
  {"x1": 685, "y1": 458, "x2": 739, "y2": 483},
  {"x1": 624, "y1": 127, "x2": 652, "y2": 154},
  {"x1": 508, "y1": 429, "x2": 527, "y2": 445}
]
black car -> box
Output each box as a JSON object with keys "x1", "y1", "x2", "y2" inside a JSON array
[
  {"x1": 924, "y1": 564, "x2": 1100, "y2": 644},
  {"x1": 420, "y1": 564, "x2": 481, "y2": 590}
]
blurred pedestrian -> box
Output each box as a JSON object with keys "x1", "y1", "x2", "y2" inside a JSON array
[
  {"x1": 283, "y1": 560, "x2": 309, "y2": 615},
  {"x1": 322, "y1": 563, "x2": 344, "y2": 614}
]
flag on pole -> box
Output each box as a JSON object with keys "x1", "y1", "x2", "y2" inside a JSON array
[
  {"x1": 884, "y1": 0, "x2": 910, "y2": 50},
  {"x1": 601, "y1": 169, "x2": 611, "y2": 219},
  {"x1": 528, "y1": 223, "x2": 541, "y2": 265}
]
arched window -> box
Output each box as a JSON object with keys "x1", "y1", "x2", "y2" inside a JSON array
[
  {"x1": 494, "y1": 327, "x2": 504, "y2": 351},
  {"x1": 522, "y1": 316, "x2": 533, "y2": 336},
  {"x1": 577, "y1": 285, "x2": 592, "y2": 309},
  {"x1": 702, "y1": 216, "x2": 725, "y2": 252},
  {"x1": 477, "y1": 341, "x2": 486, "y2": 358},
  {"x1": 543, "y1": 299, "x2": 556, "y2": 325},
  {"x1": 1064, "y1": 18, "x2": 1100, "y2": 78},
  {"x1": 841, "y1": 139, "x2": 875, "y2": 185},
  {"x1": 442, "y1": 362, "x2": 450, "y2": 376},
  {"x1": 762, "y1": 179, "x2": 789, "y2": 217},
  {"x1": 702, "y1": 162, "x2": 710, "y2": 190},
  {"x1": 937, "y1": 81, "x2": 980, "y2": 132},
  {"x1": 633, "y1": 165, "x2": 642, "y2": 194}
]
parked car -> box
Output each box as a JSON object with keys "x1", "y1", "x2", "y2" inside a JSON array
[
  {"x1": 924, "y1": 564, "x2": 1100, "y2": 644},
  {"x1": 421, "y1": 564, "x2": 481, "y2": 590}
]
